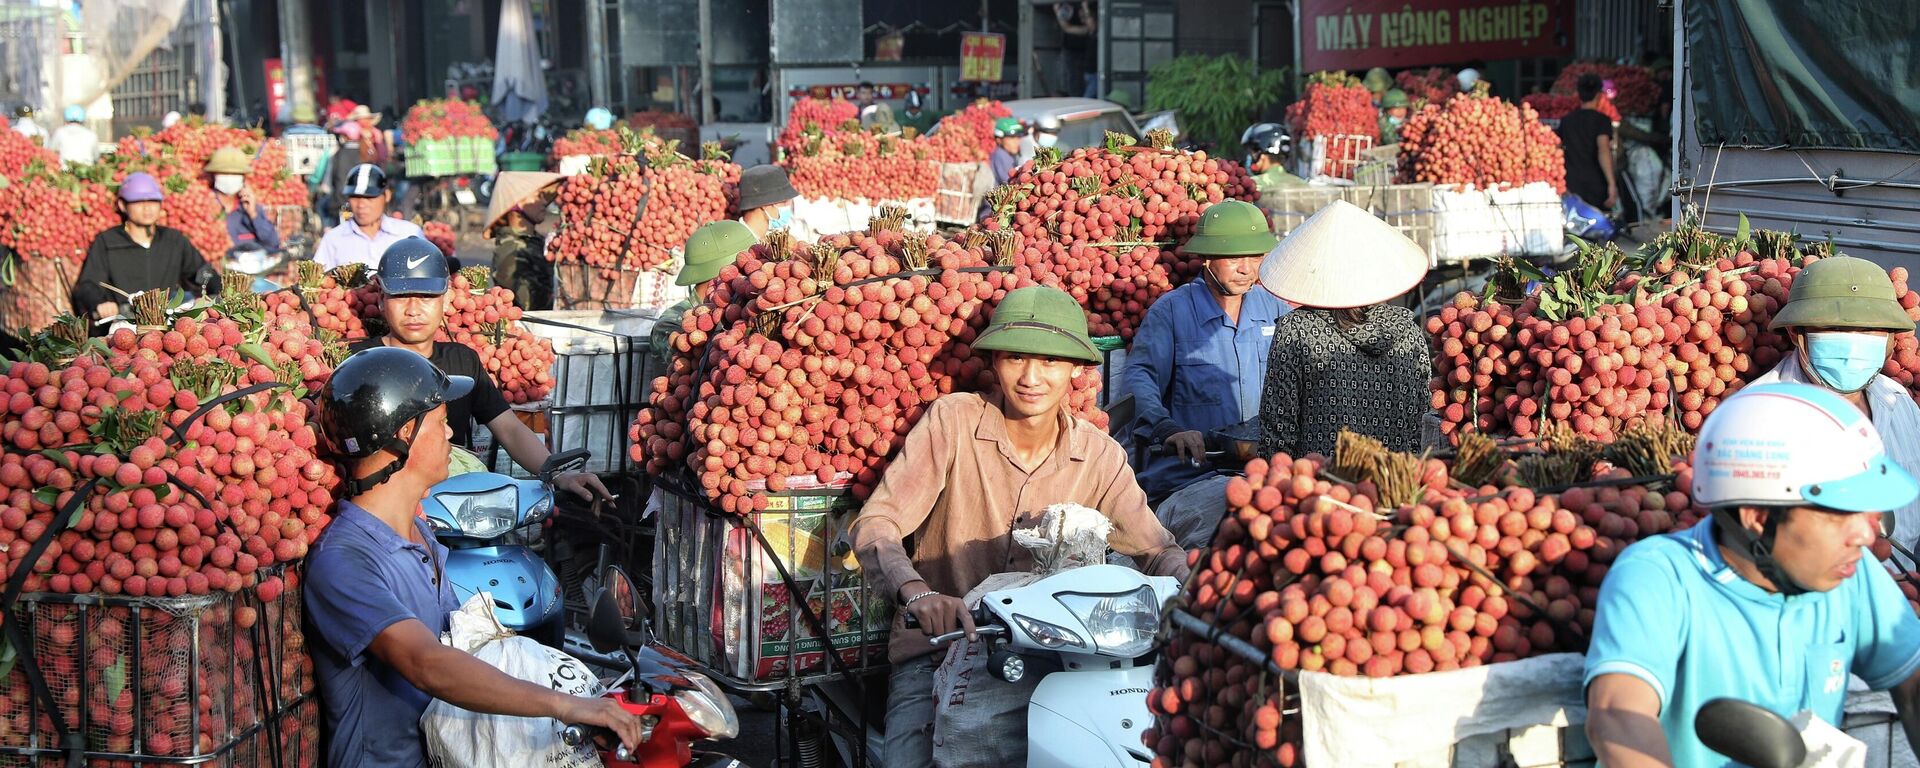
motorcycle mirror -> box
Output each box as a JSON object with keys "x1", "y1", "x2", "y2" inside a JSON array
[
  {"x1": 540, "y1": 448, "x2": 592, "y2": 484},
  {"x1": 1694, "y1": 698, "x2": 1807, "y2": 768},
  {"x1": 1882, "y1": 510, "x2": 1898, "y2": 539}
]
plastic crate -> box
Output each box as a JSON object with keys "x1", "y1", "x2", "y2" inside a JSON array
[
  {"x1": 1093, "y1": 336, "x2": 1129, "y2": 408},
  {"x1": 934, "y1": 162, "x2": 992, "y2": 225},
  {"x1": 517, "y1": 309, "x2": 661, "y2": 476},
  {"x1": 651, "y1": 483, "x2": 891, "y2": 690},
  {"x1": 1261, "y1": 183, "x2": 1435, "y2": 260},
  {"x1": 278, "y1": 130, "x2": 337, "y2": 177},
  {"x1": 1430, "y1": 183, "x2": 1565, "y2": 265},
  {"x1": 406, "y1": 137, "x2": 498, "y2": 177},
  {"x1": 499, "y1": 151, "x2": 546, "y2": 172},
  {"x1": 0, "y1": 579, "x2": 312, "y2": 762},
  {"x1": 1293, "y1": 134, "x2": 1376, "y2": 181}
]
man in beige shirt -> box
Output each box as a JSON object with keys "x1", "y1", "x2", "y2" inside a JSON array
[{"x1": 851, "y1": 286, "x2": 1190, "y2": 768}]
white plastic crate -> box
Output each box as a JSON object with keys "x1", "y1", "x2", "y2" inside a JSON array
[
  {"x1": 516, "y1": 309, "x2": 663, "y2": 475},
  {"x1": 1430, "y1": 183, "x2": 1565, "y2": 265},
  {"x1": 1261, "y1": 183, "x2": 1436, "y2": 260}
]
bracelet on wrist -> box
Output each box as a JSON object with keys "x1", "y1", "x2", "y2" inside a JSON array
[{"x1": 902, "y1": 590, "x2": 939, "y2": 608}]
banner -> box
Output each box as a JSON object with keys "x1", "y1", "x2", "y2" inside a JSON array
[
  {"x1": 960, "y1": 32, "x2": 1006, "y2": 82},
  {"x1": 1297, "y1": 0, "x2": 1572, "y2": 73}
]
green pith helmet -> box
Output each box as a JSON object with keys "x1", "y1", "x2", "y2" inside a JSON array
[
  {"x1": 677, "y1": 220, "x2": 756, "y2": 287},
  {"x1": 1184, "y1": 200, "x2": 1279, "y2": 257},
  {"x1": 1381, "y1": 89, "x2": 1409, "y2": 109},
  {"x1": 1363, "y1": 68, "x2": 1393, "y2": 94},
  {"x1": 1770, "y1": 256, "x2": 1916, "y2": 332},
  {"x1": 974, "y1": 286, "x2": 1099, "y2": 364},
  {"x1": 994, "y1": 117, "x2": 1025, "y2": 138},
  {"x1": 204, "y1": 146, "x2": 253, "y2": 175}
]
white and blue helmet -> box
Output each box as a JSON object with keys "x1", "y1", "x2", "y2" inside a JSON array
[{"x1": 1692, "y1": 382, "x2": 1918, "y2": 513}]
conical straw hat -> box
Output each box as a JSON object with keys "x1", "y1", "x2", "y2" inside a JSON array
[
  {"x1": 484, "y1": 171, "x2": 564, "y2": 236},
  {"x1": 1258, "y1": 199, "x2": 1429, "y2": 309}
]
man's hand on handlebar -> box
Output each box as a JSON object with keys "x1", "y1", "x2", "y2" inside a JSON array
[
  {"x1": 558, "y1": 695, "x2": 646, "y2": 753},
  {"x1": 1165, "y1": 430, "x2": 1208, "y2": 465},
  {"x1": 555, "y1": 471, "x2": 614, "y2": 505},
  {"x1": 94, "y1": 301, "x2": 119, "y2": 321},
  {"x1": 900, "y1": 581, "x2": 975, "y2": 641}
]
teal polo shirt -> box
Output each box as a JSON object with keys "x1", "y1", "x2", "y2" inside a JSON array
[{"x1": 1584, "y1": 517, "x2": 1920, "y2": 767}]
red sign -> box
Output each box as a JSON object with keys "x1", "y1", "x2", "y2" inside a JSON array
[
  {"x1": 1297, "y1": 0, "x2": 1571, "y2": 72},
  {"x1": 264, "y1": 57, "x2": 329, "y2": 129},
  {"x1": 960, "y1": 32, "x2": 1006, "y2": 82}
]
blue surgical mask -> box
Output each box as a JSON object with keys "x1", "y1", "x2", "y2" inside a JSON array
[
  {"x1": 768, "y1": 206, "x2": 793, "y2": 232},
  {"x1": 1037, "y1": 132, "x2": 1059, "y2": 148},
  {"x1": 1805, "y1": 331, "x2": 1888, "y2": 393}
]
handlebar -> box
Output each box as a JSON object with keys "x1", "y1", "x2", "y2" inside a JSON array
[
  {"x1": 562, "y1": 723, "x2": 637, "y2": 762},
  {"x1": 900, "y1": 602, "x2": 1004, "y2": 645}
]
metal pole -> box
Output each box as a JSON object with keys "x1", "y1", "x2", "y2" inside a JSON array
[
  {"x1": 1290, "y1": 0, "x2": 1303, "y2": 93},
  {"x1": 586, "y1": 0, "x2": 609, "y2": 107},
  {"x1": 1017, "y1": 2, "x2": 1033, "y2": 100},
  {"x1": 219, "y1": 0, "x2": 245, "y2": 122},
  {"x1": 276, "y1": 0, "x2": 316, "y2": 122},
  {"x1": 698, "y1": 0, "x2": 714, "y2": 123},
  {"x1": 204, "y1": 0, "x2": 227, "y2": 122},
  {"x1": 1670, "y1": 0, "x2": 1685, "y2": 224}
]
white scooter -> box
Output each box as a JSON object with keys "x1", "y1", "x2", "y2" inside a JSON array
[{"x1": 812, "y1": 564, "x2": 1176, "y2": 768}]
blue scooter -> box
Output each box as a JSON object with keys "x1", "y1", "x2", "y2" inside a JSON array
[{"x1": 423, "y1": 447, "x2": 590, "y2": 648}]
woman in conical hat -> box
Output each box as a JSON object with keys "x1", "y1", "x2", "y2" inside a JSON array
[{"x1": 1256, "y1": 199, "x2": 1431, "y2": 457}]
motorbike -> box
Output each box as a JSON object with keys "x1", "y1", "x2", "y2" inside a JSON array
[
  {"x1": 422, "y1": 447, "x2": 588, "y2": 648},
  {"x1": 890, "y1": 563, "x2": 1183, "y2": 767},
  {"x1": 1695, "y1": 698, "x2": 1827, "y2": 768},
  {"x1": 565, "y1": 564, "x2": 749, "y2": 768},
  {"x1": 224, "y1": 242, "x2": 291, "y2": 293}
]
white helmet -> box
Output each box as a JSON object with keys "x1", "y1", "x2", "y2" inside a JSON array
[
  {"x1": 1457, "y1": 68, "x2": 1482, "y2": 90},
  {"x1": 1692, "y1": 382, "x2": 1917, "y2": 513}
]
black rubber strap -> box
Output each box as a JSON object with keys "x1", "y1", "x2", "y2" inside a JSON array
[{"x1": 166, "y1": 381, "x2": 288, "y2": 447}]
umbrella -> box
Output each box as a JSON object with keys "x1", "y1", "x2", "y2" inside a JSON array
[
  {"x1": 484, "y1": 171, "x2": 563, "y2": 236},
  {"x1": 492, "y1": 0, "x2": 548, "y2": 124}
]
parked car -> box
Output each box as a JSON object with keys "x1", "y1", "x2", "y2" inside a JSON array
[{"x1": 1001, "y1": 98, "x2": 1142, "y2": 151}]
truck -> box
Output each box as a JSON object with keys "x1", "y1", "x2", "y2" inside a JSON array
[{"x1": 1670, "y1": 0, "x2": 1920, "y2": 273}]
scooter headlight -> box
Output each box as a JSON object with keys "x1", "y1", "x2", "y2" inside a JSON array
[
  {"x1": 439, "y1": 486, "x2": 519, "y2": 539},
  {"x1": 673, "y1": 670, "x2": 739, "y2": 740},
  {"x1": 1057, "y1": 586, "x2": 1162, "y2": 658},
  {"x1": 1013, "y1": 614, "x2": 1086, "y2": 649}
]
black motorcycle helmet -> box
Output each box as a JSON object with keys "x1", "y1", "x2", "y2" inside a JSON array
[
  {"x1": 343, "y1": 163, "x2": 389, "y2": 198},
  {"x1": 1240, "y1": 123, "x2": 1292, "y2": 165},
  {"x1": 376, "y1": 236, "x2": 451, "y2": 295},
  {"x1": 318, "y1": 347, "x2": 472, "y2": 495}
]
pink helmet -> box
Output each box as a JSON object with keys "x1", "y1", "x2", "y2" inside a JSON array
[
  {"x1": 118, "y1": 172, "x2": 164, "y2": 203},
  {"x1": 334, "y1": 120, "x2": 363, "y2": 141}
]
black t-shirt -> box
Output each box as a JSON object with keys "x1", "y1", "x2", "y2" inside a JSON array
[
  {"x1": 348, "y1": 339, "x2": 510, "y2": 449},
  {"x1": 1556, "y1": 108, "x2": 1614, "y2": 206}
]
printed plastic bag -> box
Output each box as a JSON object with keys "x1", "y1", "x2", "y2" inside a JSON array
[
  {"x1": 931, "y1": 503, "x2": 1115, "y2": 766},
  {"x1": 423, "y1": 593, "x2": 605, "y2": 768}
]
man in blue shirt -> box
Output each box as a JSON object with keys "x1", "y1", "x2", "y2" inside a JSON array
[
  {"x1": 1123, "y1": 199, "x2": 1287, "y2": 506},
  {"x1": 1585, "y1": 382, "x2": 1920, "y2": 767},
  {"x1": 306, "y1": 348, "x2": 642, "y2": 767},
  {"x1": 204, "y1": 146, "x2": 282, "y2": 252}
]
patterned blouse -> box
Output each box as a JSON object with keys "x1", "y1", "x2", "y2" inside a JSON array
[{"x1": 1258, "y1": 305, "x2": 1430, "y2": 458}]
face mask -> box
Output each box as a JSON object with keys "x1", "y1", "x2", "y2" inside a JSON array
[
  {"x1": 768, "y1": 205, "x2": 794, "y2": 231},
  {"x1": 213, "y1": 175, "x2": 244, "y2": 196},
  {"x1": 1037, "y1": 132, "x2": 1059, "y2": 148},
  {"x1": 1805, "y1": 331, "x2": 1888, "y2": 393},
  {"x1": 1387, "y1": 116, "x2": 1405, "y2": 127}
]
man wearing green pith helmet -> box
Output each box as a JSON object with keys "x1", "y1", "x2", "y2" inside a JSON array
[
  {"x1": 1749, "y1": 255, "x2": 1920, "y2": 552},
  {"x1": 851, "y1": 285, "x2": 1189, "y2": 768},
  {"x1": 647, "y1": 220, "x2": 756, "y2": 378}
]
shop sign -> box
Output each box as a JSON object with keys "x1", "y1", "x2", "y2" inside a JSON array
[{"x1": 1298, "y1": 0, "x2": 1572, "y2": 72}]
